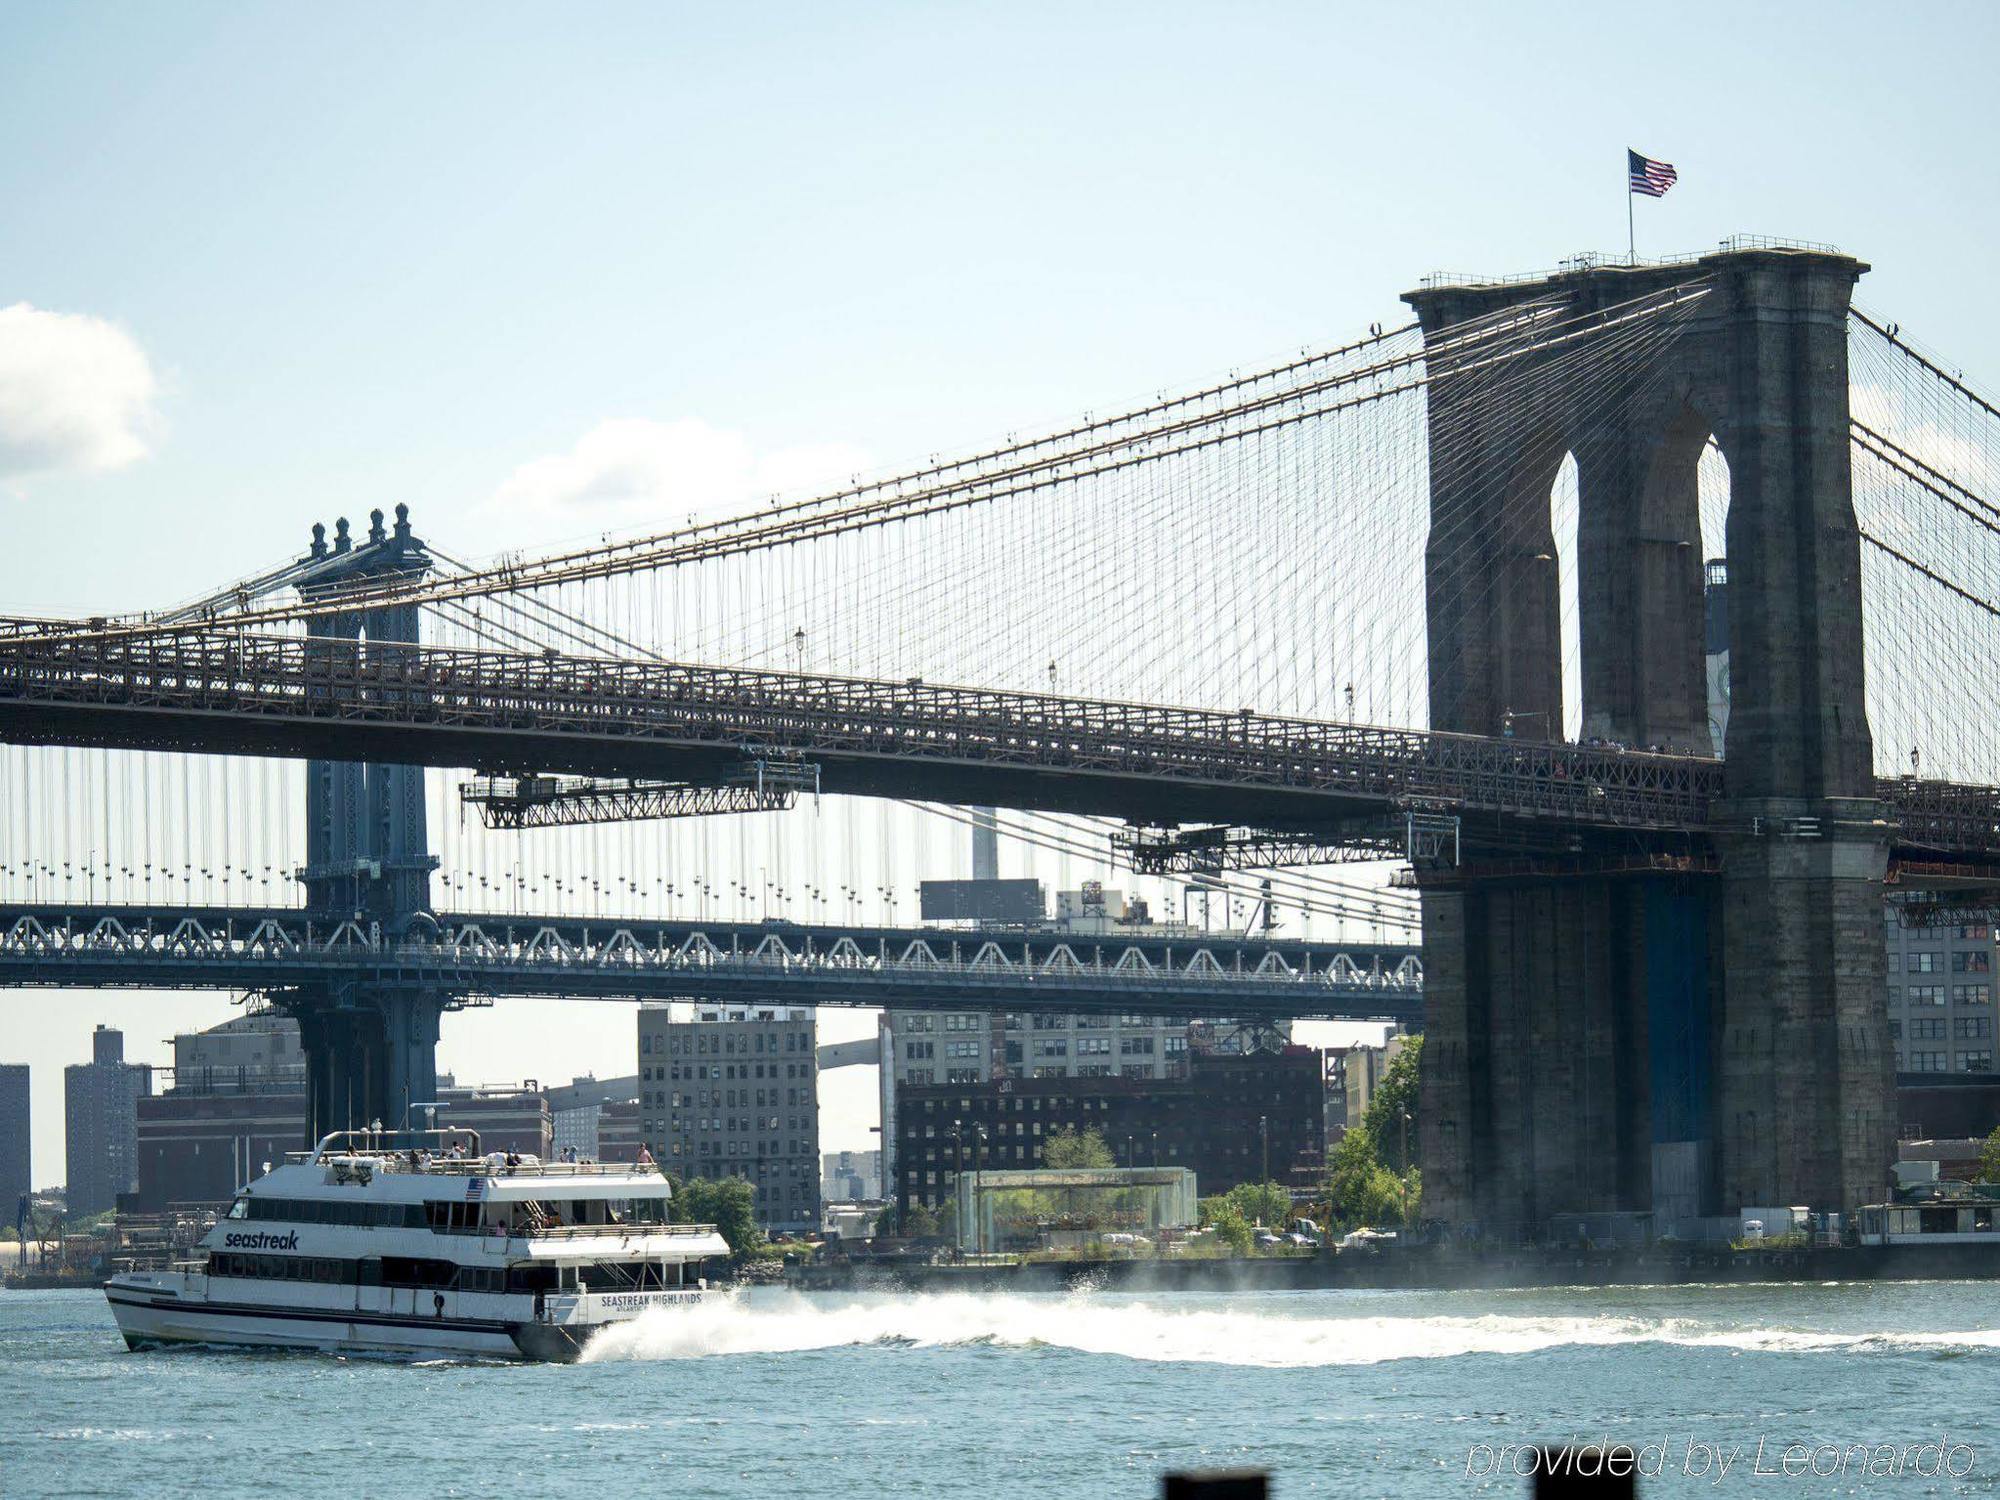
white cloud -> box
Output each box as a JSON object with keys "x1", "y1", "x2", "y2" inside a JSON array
[
  {"x1": 0, "y1": 303, "x2": 161, "y2": 477},
  {"x1": 488, "y1": 416, "x2": 872, "y2": 542}
]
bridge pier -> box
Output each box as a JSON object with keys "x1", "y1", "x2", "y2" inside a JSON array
[
  {"x1": 1417, "y1": 880, "x2": 1658, "y2": 1233},
  {"x1": 290, "y1": 989, "x2": 445, "y2": 1143},
  {"x1": 1713, "y1": 804, "x2": 1893, "y2": 1213}
]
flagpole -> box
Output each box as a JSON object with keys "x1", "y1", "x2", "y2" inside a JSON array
[{"x1": 1627, "y1": 153, "x2": 1636, "y2": 265}]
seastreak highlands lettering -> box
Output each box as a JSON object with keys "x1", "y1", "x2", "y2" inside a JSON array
[{"x1": 222, "y1": 1231, "x2": 300, "y2": 1251}]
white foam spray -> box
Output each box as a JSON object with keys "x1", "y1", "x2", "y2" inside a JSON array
[{"x1": 578, "y1": 1289, "x2": 2000, "y2": 1367}]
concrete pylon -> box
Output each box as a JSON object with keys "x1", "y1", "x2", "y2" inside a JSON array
[{"x1": 1403, "y1": 247, "x2": 1893, "y2": 1231}]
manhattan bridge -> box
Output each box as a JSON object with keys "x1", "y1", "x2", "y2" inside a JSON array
[{"x1": 5, "y1": 239, "x2": 2000, "y2": 1234}]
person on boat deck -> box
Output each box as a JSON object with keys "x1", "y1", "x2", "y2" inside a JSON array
[{"x1": 504, "y1": 1150, "x2": 521, "y2": 1170}]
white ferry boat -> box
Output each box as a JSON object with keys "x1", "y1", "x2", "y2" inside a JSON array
[{"x1": 104, "y1": 1129, "x2": 730, "y2": 1361}]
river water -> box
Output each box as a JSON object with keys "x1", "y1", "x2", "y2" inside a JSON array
[{"x1": 3, "y1": 1281, "x2": 1995, "y2": 1497}]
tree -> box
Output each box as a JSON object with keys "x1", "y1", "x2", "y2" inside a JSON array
[
  {"x1": 1978, "y1": 1125, "x2": 2000, "y2": 1184},
  {"x1": 873, "y1": 1202, "x2": 898, "y2": 1238},
  {"x1": 1361, "y1": 1034, "x2": 1424, "y2": 1174},
  {"x1": 668, "y1": 1175, "x2": 763, "y2": 1256},
  {"x1": 1042, "y1": 1125, "x2": 1115, "y2": 1169},
  {"x1": 1225, "y1": 1180, "x2": 1292, "y2": 1229},
  {"x1": 1207, "y1": 1201, "x2": 1255, "y2": 1255},
  {"x1": 1323, "y1": 1124, "x2": 1404, "y2": 1231},
  {"x1": 903, "y1": 1202, "x2": 940, "y2": 1238}
]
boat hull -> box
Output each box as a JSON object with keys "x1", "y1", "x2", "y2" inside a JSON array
[
  {"x1": 107, "y1": 1279, "x2": 524, "y2": 1359},
  {"x1": 106, "y1": 1275, "x2": 719, "y2": 1362}
]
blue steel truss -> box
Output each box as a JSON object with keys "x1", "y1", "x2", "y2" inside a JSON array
[{"x1": 0, "y1": 905, "x2": 1423, "y2": 1025}]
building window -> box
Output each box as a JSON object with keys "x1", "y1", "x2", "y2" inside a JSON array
[
  {"x1": 1955, "y1": 985, "x2": 1991, "y2": 1007},
  {"x1": 1955, "y1": 951, "x2": 1992, "y2": 973},
  {"x1": 1908, "y1": 1051, "x2": 1948, "y2": 1073},
  {"x1": 1954, "y1": 1016, "x2": 1992, "y2": 1040},
  {"x1": 1910, "y1": 985, "x2": 1946, "y2": 1006},
  {"x1": 1911, "y1": 952, "x2": 1943, "y2": 973},
  {"x1": 1909, "y1": 1018, "x2": 1946, "y2": 1041},
  {"x1": 1960, "y1": 1052, "x2": 1993, "y2": 1072}
]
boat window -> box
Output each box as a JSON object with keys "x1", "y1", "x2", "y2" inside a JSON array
[
  {"x1": 225, "y1": 1197, "x2": 249, "y2": 1221},
  {"x1": 506, "y1": 1263, "x2": 558, "y2": 1293},
  {"x1": 375, "y1": 1256, "x2": 458, "y2": 1288},
  {"x1": 577, "y1": 1261, "x2": 644, "y2": 1290}
]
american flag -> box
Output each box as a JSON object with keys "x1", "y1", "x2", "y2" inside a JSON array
[{"x1": 1629, "y1": 149, "x2": 1677, "y2": 198}]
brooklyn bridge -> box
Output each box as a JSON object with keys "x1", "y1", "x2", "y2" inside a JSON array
[{"x1": 6, "y1": 239, "x2": 1998, "y2": 1235}]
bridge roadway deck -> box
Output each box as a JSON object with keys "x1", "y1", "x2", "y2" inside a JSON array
[
  {"x1": 0, "y1": 904, "x2": 1423, "y2": 1025},
  {"x1": 0, "y1": 630, "x2": 1992, "y2": 859}
]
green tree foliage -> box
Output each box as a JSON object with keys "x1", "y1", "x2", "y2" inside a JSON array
[
  {"x1": 1323, "y1": 1124, "x2": 1408, "y2": 1231},
  {"x1": 873, "y1": 1202, "x2": 898, "y2": 1238},
  {"x1": 1361, "y1": 1034, "x2": 1424, "y2": 1173},
  {"x1": 1978, "y1": 1126, "x2": 2000, "y2": 1184},
  {"x1": 903, "y1": 1202, "x2": 940, "y2": 1238},
  {"x1": 1195, "y1": 1182, "x2": 1293, "y2": 1253},
  {"x1": 1206, "y1": 1201, "x2": 1255, "y2": 1255},
  {"x1": 667, "y1": 1175, "x2": 764, "y2": 1256},
  {"x1": 1041, "y1": 1125, "x2": 1115, "y2": 1169},
  {"x1": 1224, "y1": 1179, "x2": 1292, "y2": 1228}
]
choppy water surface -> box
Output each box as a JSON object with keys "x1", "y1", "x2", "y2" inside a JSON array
[{"x1": 3, "y1": 1281, "x2": 1996, "y2": 1497}]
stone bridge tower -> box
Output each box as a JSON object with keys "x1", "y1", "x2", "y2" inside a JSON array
[{"x1": 1403, "y1": 247, "x2": 1894, "y2": 1232}]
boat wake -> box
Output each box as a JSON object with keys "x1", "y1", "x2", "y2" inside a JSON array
[{"x1": 577, "y1": 1290, "x2": 2000, "y2": 1367}]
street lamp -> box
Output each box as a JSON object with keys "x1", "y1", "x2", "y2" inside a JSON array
[
  {"x1": 1399, "y1": 1109, "x2": 1414, "y2": 1225},
  {"x1": 974, "y1": 1124, "x2": 989, "y2": 1258}
]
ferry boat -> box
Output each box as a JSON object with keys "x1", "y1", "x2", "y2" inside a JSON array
[{"x1": 103, "y1": 1129, "x2": 730, "y2": 1361}]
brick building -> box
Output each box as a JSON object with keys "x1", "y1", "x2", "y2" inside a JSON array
[{"x1": 892, "y1": 1046, "x2": 1324, "y2": 1217}]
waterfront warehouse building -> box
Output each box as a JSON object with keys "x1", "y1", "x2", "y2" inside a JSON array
[
  {"x1": 64, "y1": 1026, "x2": 151, "y2": 1215},
  {"x1": 639, "y1": 1003, "x2": 821, "y2": 1235}
]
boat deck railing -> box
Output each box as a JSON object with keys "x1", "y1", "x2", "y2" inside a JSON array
[{"x1": 282, "y1": 1148, "x2": 667, "y2": 1179}]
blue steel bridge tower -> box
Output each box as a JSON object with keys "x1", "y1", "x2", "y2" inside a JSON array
[{"x1": 285, "y1": 504, "x2": 448, "y2": 1142}]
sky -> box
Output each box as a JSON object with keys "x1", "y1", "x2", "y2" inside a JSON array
[{"x1": 3, "y1": 2, "x2": 1996, "y2": 1185}]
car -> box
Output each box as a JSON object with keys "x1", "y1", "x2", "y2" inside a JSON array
[
  {"x1": 1337, "y1": 1227, "x2": 1398, "y2": 1253},
  {"x1": 1285, "y1": 1231, "x2": 1319, "y2": 1248},
  {"x1": 1255, "y1": 1231, "x2": 1284, "y2": 1247}
]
